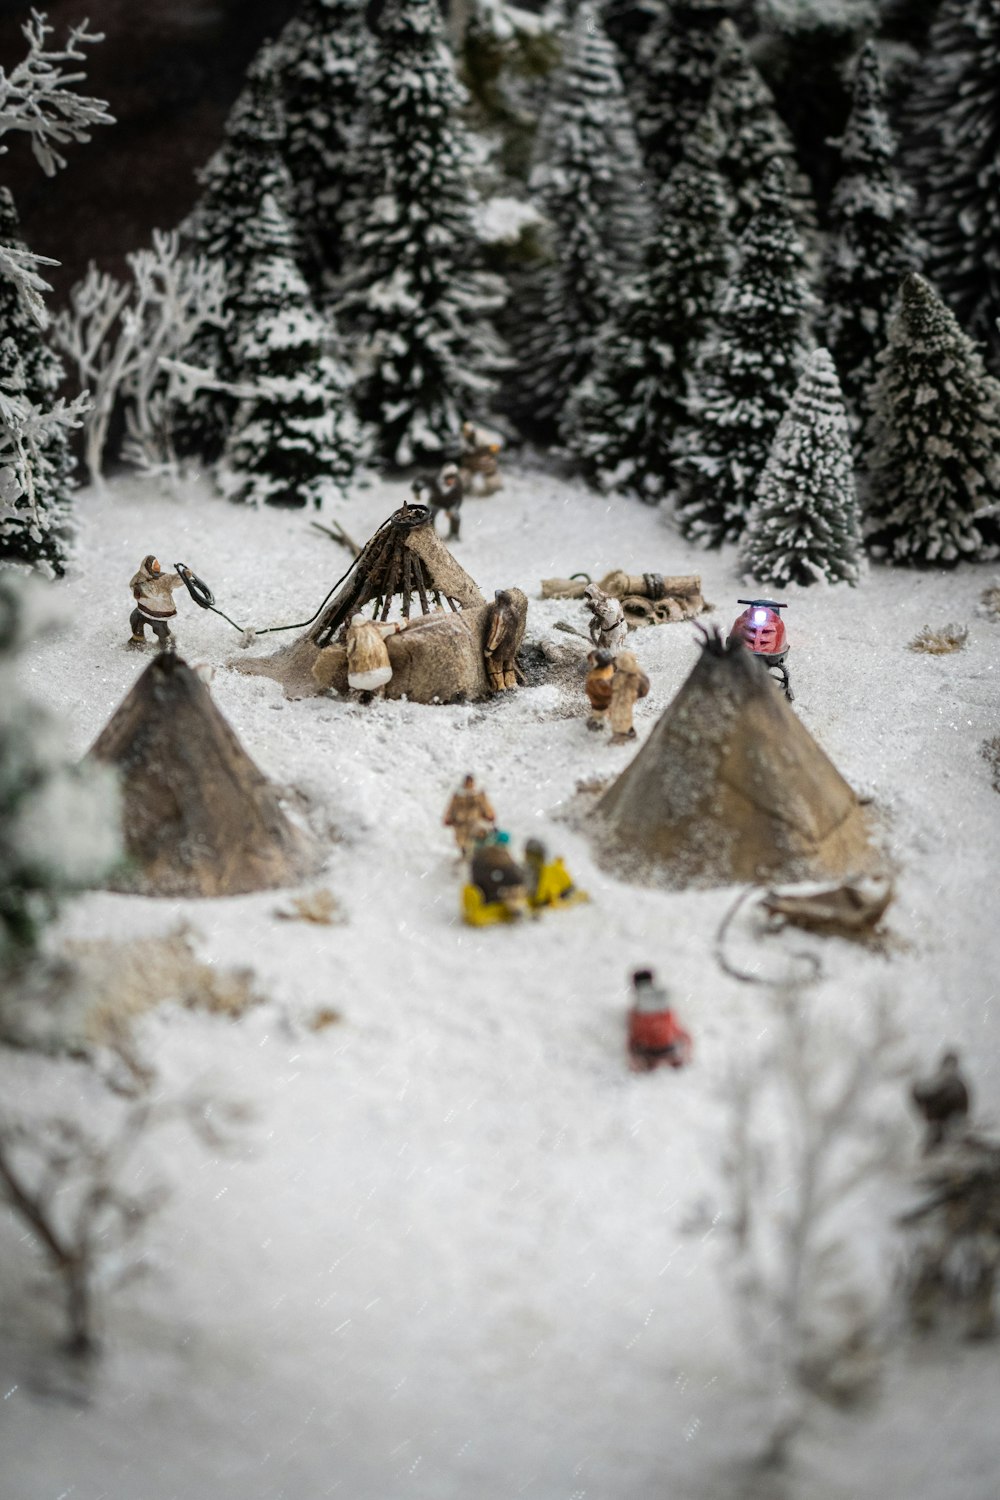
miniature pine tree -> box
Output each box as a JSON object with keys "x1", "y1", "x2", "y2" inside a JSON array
[
  {"x1": 821, "y1": 41, "x2": 918, "y2": 431},
  {"x1": 510, "y1": 2, "x2": 648, "y2": 436},
  {"x1": 864, "y1": 273, "x2": 1000, "y2": 566},
  {"x1": 741, "y1": 348, "x2": 862, "y2": 588},
  {"x1": 635, "y1": 0, "x2": 729, "y2": 186},
  {"x1": 599, "y1": 0, "x2": 662, "y2": 93},
  {"x1": 0, "y1": 193, "x2": 75, "y2": 575},
  {"x1": 710, "y1": 20, "x2": 817, "y2": 243},
  {"x1": 217, "y1": 193, "x2": 361, "y2": 509},
  {"x1": 176, "y1": 47, "x2": 298, "y2": 462},
  {"x1": 905, "y1": 0, "x2": 1000, "y2": 374},
  {"x1": 338, "y1": 0, "x2": 506, "y2": 467},
  {"x1": 0, "y1": 575, "x2": 120, "y2": 974},
  {"x1": 674, "y1": 159, "x2": 814, "y2": 548},
  {"x1": 273, "y1": 0, "x2": 373, "y2": 293},
  {"x1": 564, "y1": 109, "x2": 731, "y2": 501}
]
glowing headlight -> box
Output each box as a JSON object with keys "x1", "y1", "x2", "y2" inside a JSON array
[{"x1": 753, "y1": 608, "x2": 767, "y2": 626}]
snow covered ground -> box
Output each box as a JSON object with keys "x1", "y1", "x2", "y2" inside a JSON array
[{"x1": 2, "y1": 467, "x2": 999, "y2": 1500}]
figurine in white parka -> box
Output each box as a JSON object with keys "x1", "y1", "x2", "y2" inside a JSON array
[
  {"x1": 346, "y1": 614, "x2": 404, "y2": 697},
  {"x1": 583, "y1": 583, "x2": 628, "y2": 653}
]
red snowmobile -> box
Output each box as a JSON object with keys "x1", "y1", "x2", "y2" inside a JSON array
[{"x1": 731, "y1": 598, "x2": 793, "y2": 700}]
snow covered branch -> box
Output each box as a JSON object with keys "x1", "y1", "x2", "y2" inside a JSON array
[
  {"x1": 0, "y1": 386, "x2": 89, "y2": 523},
  {"x1": 0, "y1": 10, "x2": 114, "y2": 176},
  {"x1": 0, "y1": 240, "x2": 57, "y2": 327}
]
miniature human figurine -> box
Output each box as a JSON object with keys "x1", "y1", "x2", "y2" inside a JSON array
[
  {"x1": 443, "y1": 774, "x2": 496, "y2": 857},
  {"x1": 413, "y1": 462, "x2": 464, "y2": 540},
  {"x1": 523, "y1": 838, "x2": 587, "y2": 910},
  {"x1": 911, "y1": 1050, "x2": 971, "y2": 1152},
  {"x1": 469, "y1": 830, "x2": 528, "y2": 917},
  {"x1": 345, "y1": 613, "x2": 404, "y2": 698},
  {"x1": 627, "y1": 969, "x2": 692, "y2": 1071},
  {"x1": 584, "y1": 648, "x2": 615, "y2": 731},
  {"x1": 459, "y1": 420, "x2": 503, "y2": 496},
  {"x1": 484, "y1": 588, "x2": 522, "y2": 691},
  {"x1": 608, "y1": 650, "x2": 650, "y2": 745},
  {"x1": 583, "y1": 583, "x2": 628, "y2": 653},
  {"x1": 128, "y1": 555, "x2": 187, "y2": 648}
]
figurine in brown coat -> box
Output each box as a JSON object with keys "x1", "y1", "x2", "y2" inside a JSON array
[
  {"x1": 128, "y1": 555, "x2": 186, "y2": 648},
  {"x1": 609, "y1": 651, "x2": 650, "y2": 744},
  {"x1": 484, "y1": 589, "x2": 523, "y2": 691},
  {"x1": 585, "y1": 649, "x2": 615, "y2": 731},
  {"x1": 443, "y1": 774, "x2": 496, "y2": 856},
  {"x1": 460, "y1": 421, "x2": 503, "y2": 496}
]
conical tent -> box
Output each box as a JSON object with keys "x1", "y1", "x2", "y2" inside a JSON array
[
  {"x1": 591, "y1": 632, "x2": 876, "y2": 888},
  {"x1": 89, "y1": 653, "x2": 316, "y2": 897}
]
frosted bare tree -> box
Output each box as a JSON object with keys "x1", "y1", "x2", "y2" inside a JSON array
[
  {"x1": 53, "y1": 232, "x2": 229, "y2": 483},
  {"x1": 0, "y1": 385, "x2": 89, "y2": 538},
  {"x1": 0, "y1": 1042, "x2": 252, "y2": 1356},
  {"x1": 718, "y1": 986, "x2": 909, "y2": 1468}
]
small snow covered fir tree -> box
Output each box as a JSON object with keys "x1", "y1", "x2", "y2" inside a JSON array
[
  {"x1": 564, "y1": 109, "x2": 731, "y2": 501},
  {"x1": 339, "y1": 0, "x2": 506, "y2": 467},
  {"x1": 865, "y1": 273, "x2": 1000, "y2": 566},
  {"x1": 273, "y1": 0, "x2": 373, "y2": 293},
  {"x1": 218, "y1": 193, "x2": 360, "y2": 508},
  {"x1": 821, "y1": 41, "x2": 918, "y2": 430},
  {"x1": 599, "y1": 0, "x2": 662, "y2": 93},
  {"x1": 635, "y1": 0, "x2": 728, "y2": 187},
  {"x1": 905, "y1": 0, "x2": 1000, "y2": 375},
  {"x1": 710, "y1": 20, "x2": 816, "y2": 244},
  {"x1": 510, "y1": 2, "x2": 647, "y2": 436},
  {"x1": 0, "y1": 576, "x2": 120, "y2": 974},
  {"x1": 741, "y1": 348, "x2": 862, "y2": 587},
  {"x1": 674, "y1": 159, "x2": 814, "y2": 548}
]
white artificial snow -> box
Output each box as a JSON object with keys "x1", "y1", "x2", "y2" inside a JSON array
[{"x1": 2, "y1": 468, "x2": 1000, "y2": 1498}]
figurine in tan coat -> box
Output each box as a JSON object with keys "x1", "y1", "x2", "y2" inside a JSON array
[
  {"x1": 584, "y1": 649, "x2": 615, "y2": 731},
  {"x1": 128, "y1": 555, "x2": 187, "y2": 647},
  {"x1": 609, "y1": 651, "x2": 650, "y2": 744},
  {"x1": 443, "y1": 774, "x2": 496, "y2": 856},
  {"x1": 346, "y1": 614, "x2": 404, "y2": 697}
]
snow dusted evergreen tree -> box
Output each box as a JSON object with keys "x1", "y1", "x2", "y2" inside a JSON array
[
  {"x1": 0, "y1": 190, "x2": 74, "y2": 575},
  {"x1": 674, "y1": 159, "x2": 814, "y2": 548},
  {"x1": 0, "y1": 575, "x2": 120, "y2": 973},
  {"x1": 741, "y1": 348, "x2": 862, "y2": 587},
  {"x1": 564, "y1": 109, "x2": 731, "y2": 500},
  {"x1": 177, "y1": 46, "x2": 297, "y2": 461},
  {"x1": 218, "y1": 193, "x2": 360, "y2": 509},
  {"x1": 821, "y1": 41, "x2": 918, "y2": 429},
  {"x1": 865, "y1": 273, "x2": 1000, "y2": 566},
  {"x1": 273, "y1": 0, "x2": 373, "y2": 293},
  {"x1": 635, "y1": 0, "x2": 728, "y2": 186},
  {"x1": 339, "y1": 0, "x2": 506, "y2": 466},
  {"x1": 600, "y1": 0, "x2": 663, "y2": 92},
  {"x1": 511, "y1": 3, "x2": 648, "y2": 435},
  {"x1": 905, "y1": 0, "x2": 1000, "y2": 374},
  {"x1": 710, "y1": 20, "x2": 816, "y2": 243}
]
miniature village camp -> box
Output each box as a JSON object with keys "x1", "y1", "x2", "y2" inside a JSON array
[{"x1": 2, "y1": 1, "x2": 1000, "y2": 1494}]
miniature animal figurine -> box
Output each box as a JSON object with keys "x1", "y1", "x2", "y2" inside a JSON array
[
  {"x1": 464, "y1": 830, "x2": 529, "y2": 923},
  {"x1": 443, "y1": 774, "x2": 496, "y2": 857},
  {"x1": 912, "y1": 1051, "x2": 971, "y2": 1153},
  {"x1": 609, "y1": 650, "x2": 650, "y2": 745},
  {"x1": 627, "y1": 969, "x2": 692, "y2": 1072},
  {"x1": 484, "y1": 588, "x2": 524, "y2": 692},
  {"x1": 584, "y1": 649, "x2": 615, "y2": 731},
  {"x1": 583, "y1": 583, "x2": 628, "y2": 654},
  {"x1": 128, "y1": 555, "x2": 189, "y2": 648},
  {"x1": 459, "y1": 420, "x2": 503, "y2": 496},
  {"x1": 345, "y1": 613, "x2": 404, "y2": 698},
  {"x1": 731, "y1": 598, "x2": 792, "y2": 700},
  {"x1": 413, "y1": 463, "x2": 464, "y2": 540},
  {"x1": 523, "y1": 838, "x2": 588, "y2": 911}
]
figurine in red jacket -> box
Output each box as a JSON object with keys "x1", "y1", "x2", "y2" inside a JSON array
[{"x1": 627, "y1": 969, "x2": 692, "y2": 1071}]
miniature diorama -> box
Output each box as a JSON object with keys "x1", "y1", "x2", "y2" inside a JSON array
[
  {"x1": 462, "y1": 831, "x2": 587, "y2": 925},
  {"x1": 88, "y1": 652, "x2": 316, "y2": 897},
  {"x1": 413, "y1": 462, "x2": 464, "y2": 540},
  {"x1": 239, "y1": 502, "x2": 527, "y2": 705},
  {"x1": 128, "y1": 555, "x2": 189, "y2": 648},
  {"x1": 590, "y1": 629, "x2": 876, "y2": 888},
  {"x1": 459, "y1": 420, "x2": 503, "y2": 495},
  {"x1": 443, "y1": 774, "x2": 496, "y2": 857},
  {"x1": 626, "y1": 969, "x2": 692, "y2": 1072},
  {"x1": 730, "y1": 597, "x2": 793, "y2": 700},
  {"x1": 542, "y1": 569, "x2": 707, "y2": 628}
]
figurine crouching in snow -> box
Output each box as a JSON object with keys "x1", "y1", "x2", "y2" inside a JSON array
[
  {"x1": 128, "y1": 555, "x2": 188, "y2": 648},
  {"x1": 609, "y1": 651, "x2": 650, "y2": 745},
  {"x1": 413, "y1": 463, "x2": 464, "y2": 541},
  {"x1": 627, "y1": 969, "x2": 692, "y2": 1072},
  {"x1": 346, "y1": 613, "x2": 404, "y2": 700},
  {"x1": 584, "y1": 583, "x2": 628, "y2": 654}
]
